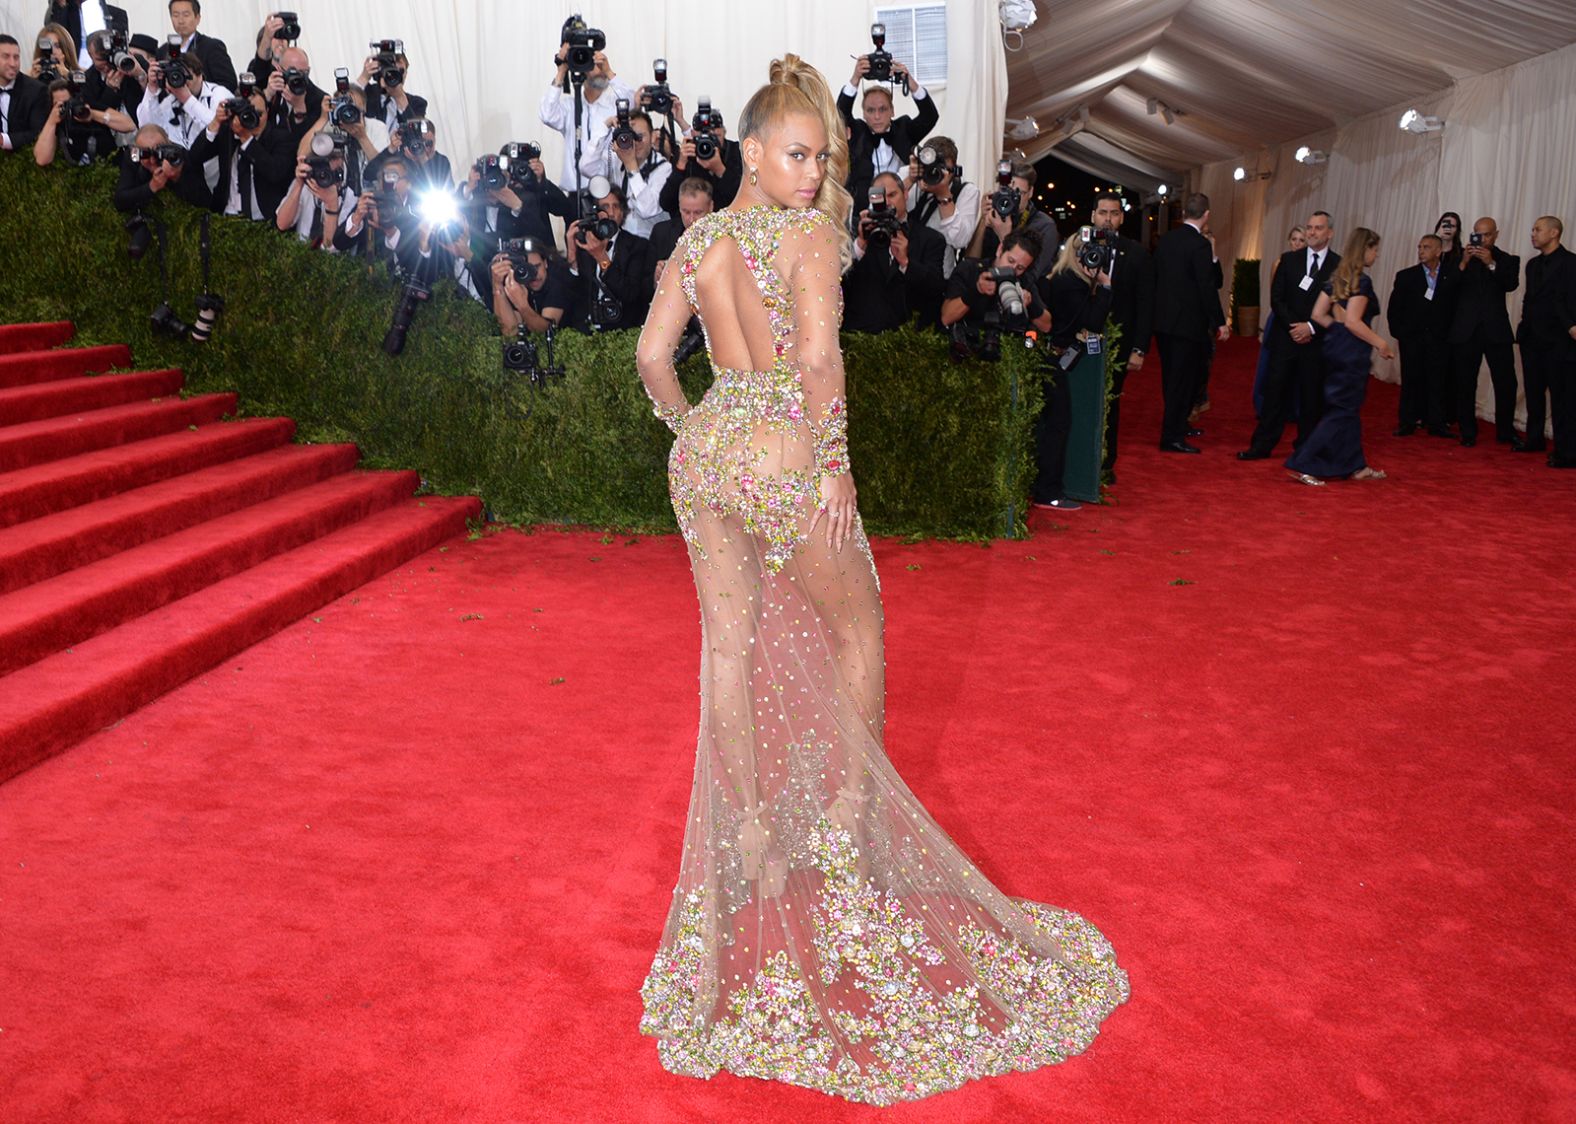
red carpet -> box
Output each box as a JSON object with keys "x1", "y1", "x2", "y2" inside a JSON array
[
  {"x1": 1, "y1": 337, "x2": 1573, "y2": 1122},
  {"x1": 0, "y1": 324, "x2": 481, "y2": 781}
]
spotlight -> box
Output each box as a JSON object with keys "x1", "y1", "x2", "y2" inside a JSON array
[
  {"x1": 1233, "y1": 166, "x2": 1246, "y2": 182},
  {"x1": 1399, "y1": 108, "x2": 1443, "y2": 133},
  {"x1": 1157, "y1": 183, "x2": 1169, "y2": 197},
  {"x1": 1294, "y1": 146, "x2": 1328, "y2": 165}
]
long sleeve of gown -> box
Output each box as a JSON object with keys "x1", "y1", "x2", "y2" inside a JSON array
[
  {"x1": 635, "y1": 235, "x2": 694, "y2": 434},
  {"x1": 789, "y1": 215, "x2": 851, "y2": 477}
]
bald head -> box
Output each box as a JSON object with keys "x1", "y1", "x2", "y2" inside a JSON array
[
  {"x1": 135, "y1": 124, "x2": 170, "y2": 147},
  {"x1": 279, "y1": 47, "x2": 309, "y2": 72}
]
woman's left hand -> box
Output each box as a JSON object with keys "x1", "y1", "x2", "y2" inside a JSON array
[{"x1": 812, "y1": 472, "x2": 858, "y2": 554}]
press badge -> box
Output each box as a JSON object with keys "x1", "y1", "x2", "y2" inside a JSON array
[
  {"x1": 1299, "y1": 275, "x2": 1314, "y2": 291},
  {"x1": 1425, "y1": 288, "x2": 1436, "y2": 301},
  {"x1": 1086, "y1": 335, "x2": 1103, "y2": 355}
]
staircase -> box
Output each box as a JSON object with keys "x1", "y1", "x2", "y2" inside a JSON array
[{"x1": 0, "y1": 322, "x2": 481, "y2": 783}]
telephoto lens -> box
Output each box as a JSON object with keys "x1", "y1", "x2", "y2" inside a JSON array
[{"x1": 191, "y1": 294, "x2": 225, "y2": 344}]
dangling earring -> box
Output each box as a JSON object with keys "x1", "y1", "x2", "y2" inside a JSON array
[{"x1": 749, "y1": 167, "x2": 758, "y2": 186}]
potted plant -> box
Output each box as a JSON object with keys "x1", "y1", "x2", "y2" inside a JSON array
[{"x1": 1232, "y1": 258, "x2": 1261, "y2": 336}]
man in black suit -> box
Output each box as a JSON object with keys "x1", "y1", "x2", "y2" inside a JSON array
[
  {"x1": 189, "y1": 91, "x2": 294, "y2": 223},
  {"x1": 1088, "y1": 191, "x2": 1155, "y2": 473},
  {"x1": 44, "y1": 1, "x2": 128, "y2": 65},
  {"x1": 648, "y1": 176, "x2": 713, "y2": 279},
  {"x1": 1386, "y1": 234, "x2": 1458, "y2": 436},
  {"x1": 1448, "y1": 216, "x2": 1520, "y2": 446},
  {"x1": 112, "y1": 123, "x2": 212, "y2": 211},
  {"x1": 844, "y1": 172, "x2": 946, "y2": 333},
  {"x1": 1240, "y1": 210, "x2": 1340, "y2": 459},
  {"x1": 1153, "y1": 192, "x2": 1229, "y2": 452},
  {"x1": 359, "y1": 45, "x2": 426, "y2": 136},
  {"x1": 1516, "y1": 216, "x2": 1576, "y2": 464},
  {"x1": 1, "y1": 35, "x2": 53, "y2": 152},
  {"x1": 838, "y1": 56, "x2": 937, "y2": 218},
  {"x1": 334, "y1": 156, "x2": 427, "y2": 275},
  {"x1": 167, "y1": 0, "x2": 236, "y2": 91},
  {"x1": 565, "y1": 184, "x2": 651, "y2": 332},
  {"x1": 657, "y1": 97, "x2": 742, "y2": 213}
]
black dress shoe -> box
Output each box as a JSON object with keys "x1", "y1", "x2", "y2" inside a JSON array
[
  {"x1": 1496, "y1": 434, "x2": 1516, "y2": 444},
  {"x1": 1427, "y1": 427, "x2": 1455, "y2": 438},
  {"x1": 1549, "y1": 454, "x2": 1576, "y2": 469},
  {"x1": 1393, "y1": 426, "x2": 1416, "y2": 437},
  {"x1": 1514, "y1": 440, "x2": 1546, "y2": 453},
  {"x1": 1460, "y1": 437, "x2": 1476, "y2": 447},
  {"x1": 1236, "y1": 450, "x2": 1270, "y2": 461},
  {"x1": 1160, "y1": 441, "x2": 1202, "y2": 454}
]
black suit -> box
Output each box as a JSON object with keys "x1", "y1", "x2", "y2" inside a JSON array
[
  {"x1": 190, "y1": 122, "x2": 295, "y2": 223},
  {"x1": 647, "y1": 217, "x2": 686, "y2": 266},
  {"x1": 1517, "y1": 245, "x2": 1576, "y2": 453},
  {"x1": 837, "y1": 85, "x2": 938, "y2": 212},
  {"x1": 112, "y1": 148, "x2": 213, "y2": 212},
  {"x1": 184, "y1": 32, "x2": 238, "y2": 92},
  {"x1": 569, "y1": 229, "x2": 652, "y2": 332},
  {"x1": 1100, "y1": 233, "x2": 1155, "y2": 469},
  {"x1": 843, "y1": 220, "x2": 945, "y2": 333},
  {"x1": 1152, "y1": 223, "x2": 1225, "y2": 446},
  {"x1": 44, "y1": 1, "x2": 128, "y2": 45},
  {"x1": 658, "y1": 138, "x2": 742, "y2": 213},
  {"x1": 1, "y1": 74, "x2": 53, "y2": 151},
  {"x1": 1246, "y1": 245, "x2": 1342, "y2": 454},
  {"x1": 364, "y1": 88, "x2": 429, "y2": 134},
  {"x1": 1448, "y1": 245, "x2": 1520, "y2": 442},
  {"x1": 1386, "y1": 262, "x2": 1457, "y2": 432}
]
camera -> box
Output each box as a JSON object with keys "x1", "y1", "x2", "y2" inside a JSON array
[
  {"x1": 107, "y1": 29, "x2": 136, "y2": 74},
  {"x1": 150, "y1": 302, "x2": 192, "y2": 339},
  {"x1": 372, "y1": 167, "x2": 405, "y2": 215},
  {"x1": 125, "y1": 212, "x2": 152, "y2": 259},
  {"x1": 131, "y1": 141, "x2": 188, "y2": 166},
  {"x1": 592, "y1": 288, "x2": 624, "y2": 328},
  {"x1": 221, "y1": 95, "x2": 261, "y2": 130},
  {"x1": 191, "y1": 293, "x2": 225, "y2": 344},
  {"x1": 499, "y1": 237, "x2": 540, "y2": 284},
  {"x1": 305, "y1": 153, "x2": 343, "y2": 188},
  {"x1": 915, "y1": 144, "x2": 949, "y2": 186},
  {"x1": 382, "y1": 276, "x2": 430, "y2": 356},
  {"x1": 642, "y1": 59, "x2": 673, "y2": 116},
  {"x1": 501, "y1": 142, "x2": 542, "y2": 189},
  {"x1": 610, "y1": 98, "x2": 640, "y2": 151},
  {"x1": 1469, "y1": 231, "x2": 1484, "y2": 246},
  {"x1": 273, "y1": 12, "x2": 301, "y2": 41},
  {"x1": 691, "y1": 97, "x2": 722, "y2": 162},
  {"x1": 281, "y1": 66, "x2": 310, "y2": 97},
  {"x1": 329, "y1": 68, "x2": 361, "y2": 127},
  {"x1": 561, "y1": 15, "x2": 606, "y2": 77},
  {"x1": 36, "y1": 36, "x2": 62, "y2": 82},
  {"x1": 476, "y1": 153, "x2": 509, "y2": 192},
  {"x1": 575, "y1": 210, "x2": 620, "y2": 246},
  {"x1": 864, "y1": 23, "x2": 910, "y2": 93},
  {"x1": 370, "y1": 39, "x2": 404, "y2": 87},
  {"x1": 503, "y1": 329, "x2": 539, "y2": 374},
  {"x1": 64, "y1": 71, "x2": 91, "y2": 124},
  {"x1": 1078, "y1": 225, "x2": 1116, "y2": 273},
  {"x1": 237, "y1": 71, "x2": 257, "y2": 98},
  {"x1": 861, "y1": 186, "x2": 900, "y2": 249},
  {"x1": 158, "y1": 34, "x2": 190, "y2": 90},
  {"x1": 398, "y1": 118, "x2": 434, "y2": 156},
  {"x1": 989, "y1": 160, "x2": 1020, "y2": 220}
]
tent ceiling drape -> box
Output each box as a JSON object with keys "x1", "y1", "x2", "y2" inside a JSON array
[{"x1": 1008, "y1": 0, "x2": 1576, "y2": 182}]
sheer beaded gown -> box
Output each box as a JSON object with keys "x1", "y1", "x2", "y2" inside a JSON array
[{"x1": 634, "y1": 202, "x2": 1129, "y2": 1106}]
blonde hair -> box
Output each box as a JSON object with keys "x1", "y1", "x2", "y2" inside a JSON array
[
  {"x1": 1049, "y1": 230, "x2": 1085, "y2": 279},
  {"x1": 738, "y1": 54, "x2": 853, "y2": 269},
  {"x1": 1330, "y1": 226, "x2": 1380, "y2": 303}
]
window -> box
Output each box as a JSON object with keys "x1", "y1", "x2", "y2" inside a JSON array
[{"x1": 873, "y1": 4, "x2": 948, "y2": 89}]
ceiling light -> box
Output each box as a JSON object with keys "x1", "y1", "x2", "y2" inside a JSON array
[
  {"x1": 1399, "y1": 108, "x2": 1444, "y2": 133},
  {"x1": 1295, "y1": 146, "x2": 1328, "y2": 165},
  {"x1": 1233, "y1": 166, "x2": 1246, "y2": 182},
  {"x1": 1005, "y1": 116, "x2": 1039, "y2": 141},
  {"x1": 1157, "y1": 184, "x2": 1169, "y2": 197}
]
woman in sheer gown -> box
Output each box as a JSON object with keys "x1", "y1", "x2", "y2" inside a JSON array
[
  {"x1": 633, "y1": 55, "x2": 1128, "y2": 1106},
  {"x1": 1286, "y1": 227, "x2": 1394, "y2": 485}
]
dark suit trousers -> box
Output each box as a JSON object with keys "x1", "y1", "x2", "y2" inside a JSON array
[
  {"x1": 1032, "y1": 362, "x2": 1072, "y2": 500},
  {"x1": 1519, "y1": 342, "x2": 1555, "y2": 447},
  {"x1": 1249, "y1": 334, "x2": 1325, "y2": 453},
  {"x1": 1102, "y1": 340, "x2": 1135, "y2": 470},
  {"x1": 1155, "y1": 333, "x2": 1207, "y2": 445},
  {"x1": 1397, "y1": 334, "x2": 1450, "y2": 430},
  {"x1": 1452, "y1": 336, "x2": 1517, "y2": 442},
  {"x1": 1549, "y1": 352, "x2": 1576, "y2": 459}
]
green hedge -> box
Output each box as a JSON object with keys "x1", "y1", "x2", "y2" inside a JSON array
[{"x1": 0, "y1": 158, "x2": 1042, "y2": 539}]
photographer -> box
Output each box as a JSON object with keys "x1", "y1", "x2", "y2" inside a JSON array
[
  {"x1": 539, "y1": 17, "x2": 634, "y2": 194},
  {"x1": 245, "y1": 12, "x2": 300, "y2": 86},
  {"x1": 1086, "y1": 191, "x2": 1154, "y2": 475},
  {"x1": 113, "y1": 122, "x2": 210, "y2": 210},
  {"x1": 649, "y1": 176, "x2": 712, "y2": 281},
  {"x1": 190, "y1": 89, "x2": 293, "y2": 222},
  {"x1": 940, "y1": 230, "x2": 1052, "y2": 344},
  {"x1": 43, "y1": 2, "x2": 127, "y2": 67},
  {"x1": 656, "y1": 95, "x2": 742, "y2": 212},
  {"x1": 1031, "y1": 231, "x2": 1117, "y2": 511},
  {"x1": 976, "y1": 160, "x2": 1059, "y2": 280},
  {"x1": 843, "y1": 171, "x2": 945, "y2": 333},
  {"x1": 359, "y1": 41, "x2": 426, "y2": 135},
  {"x1": 275, "y1": 134, "x2": 354, "y2": 250},
  {"x1": 366, "y1": 116, "x2": 451, "y2": 194},
  {"x1": 334, "y1": 154, "x2": 425, "y2": 274},
  {"x1": 840, "y1": 50, "x2": 936, "y2": 214},
  {"x1": 2, "y1": 34, "x2": 54, "y2": 152},
  {"x1": 490, "y1": 239, "x2": 572, "y2": 337},
  {"x1": 1448, "y1": 216, "x2": 1520, "y2": 447},
  {"x1": 902, "y1": 135, "x2": 978, "y2": 279},
  {"x1": 138, "y1": 48, "x2": 230, "y2": 158},
  {"x1": 583, "y1": 104, "x2": 670, "y2": 237},
  {"x1": 460, "y1": 143, "x2": 572, "y2": 255},
  {"x1": 302, "y1": 83, "x2": 379, "y2": 194},
  {"x1": 32, "y1": 73, "x2": 125, "y2": 165},
  {"x1": 565, "y1": 182, "x2": 651, "y2": 332},
  {"x1": 261, "y1": 45, "x2": 325, "y2": 150},
  {"x1": 168, "y1": 0, "x2": 236, "y2": 92}
]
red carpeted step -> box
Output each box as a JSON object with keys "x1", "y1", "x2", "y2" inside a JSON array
[
  {"x1": 0, "y1": 469, "x2": 422, "y2": 676},
  {"x1": 0, "y1": 344, "x2": 133, "y2": 389},
  {"x1": 0, "y1": 392, "x2": 238, "y2": 474},
  {"x1": 0, "y1": 443, "x2": 362, "y2": 595},
  {"x1": 0, "y1": 368, "x2": 185, "y2": 426},
  {"x1": 0, "y1": 321, "x2": 74, "y2": 355},
  {"x1": 0, "y1": 416, "x2": 296, "y2": 527},
  {"x1": 0, "y1": 494, "x2": 480, "y2": 782}
]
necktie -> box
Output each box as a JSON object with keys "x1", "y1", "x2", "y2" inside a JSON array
[
  {"x1": 1308, "y1": 252, "x2": 1318, "y2": 277},
  {"x1": 308, "y1": 198, "x2": 326, "y2": 247},
  {"x1": 621, "y1": 169, "x2": 630, "y2": 197},
  {"x1": 238, "y1": 151, "x2": 254, "y2": 218},
  {"x1": 1, "y1": 87, "x2": 11, "y2": 131}
]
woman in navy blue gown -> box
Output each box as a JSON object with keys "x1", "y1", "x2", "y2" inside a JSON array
[{"x1": 1285, "y1": 227, "x2": 1395, "y2": 485}]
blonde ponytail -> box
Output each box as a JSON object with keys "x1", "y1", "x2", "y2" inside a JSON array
[{"x1": 738, "y1": 54, "x2": 854, "y2": 269}]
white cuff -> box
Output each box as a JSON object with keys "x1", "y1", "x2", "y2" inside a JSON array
[
  {"x1": 909, "y1": 84, "x2": 927, "y2": 100},
  {"x1": 842, "y1": 83, "x2": 859, "y2": 97}
]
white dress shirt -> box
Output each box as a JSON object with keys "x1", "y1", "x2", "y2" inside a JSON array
[{"x1": 538, "y1": 77, "x2": 636, "y2": 194}]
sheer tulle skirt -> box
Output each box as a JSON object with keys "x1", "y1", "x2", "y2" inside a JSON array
[{"x1": 639, "y1": 393, "x2": 1130, "y2": 1105}]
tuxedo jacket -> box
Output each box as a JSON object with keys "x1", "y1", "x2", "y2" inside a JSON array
[
  {"x1": 569, "y1": 229, "x2": 652, "y2": 331},
  {"x1": 837, "y1": 85, "x2": 938, "y2": 203},
  {"x1": 1517, "y1": 245, "x2": 1576, "y2": 355},
  {"x1": 1105, "y1": 233, "x2": 1155, "y2": 354},
  {"x1": 183, "y1": 32, "x2": 238, "y2": 93},
  {"x1": 190, "y1": 122, "x2": 296, "y2": 222},
  {"x1": 3, "y1": 73, "x2": 53, "y2": 149},
  {"x1": 112, "y1": 147, "x2": 213, "y2": 212},
  {"x1": 1269, "y1": 245, "x2": 1342, "y2": 341},
  {"x1": 43, "y1": 1, "x2": 129, "y2": 44},
  {"x1": 363, "y1": 88, "x2": 429, "y2": 131},
  {"x1": 658, "y1": 139, "x2": 742, "y2": 213},
  {"x1": 1386, "y1": 262, "x2": 1457, "y2": 340},
  {"x1": 1447, "y1": 246, "x2": 1519, "y2": 344},
  {"x1": 647, "y1": 217, "x2": 685, "y2": 265},
  {"x1": 842, "y1": 219, "x2": 946, "y2": 333},
  {"x1": 1152, "y1": 223, "x2": 1224, "y2": 341}
]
